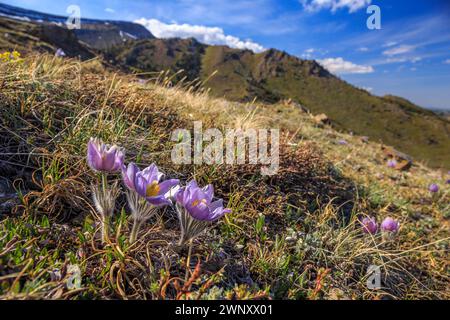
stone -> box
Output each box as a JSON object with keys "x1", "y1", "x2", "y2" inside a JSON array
[
  {"x1": 314, "y1": 113, "x2": 331, "y2": 126},
  {"x1": 382, "y1": 146, "x2": 413, "y2": 171}
]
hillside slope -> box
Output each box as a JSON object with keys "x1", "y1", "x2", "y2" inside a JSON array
[{"x1": 109, "y1": 39, "x2": 450, "y2": 168}]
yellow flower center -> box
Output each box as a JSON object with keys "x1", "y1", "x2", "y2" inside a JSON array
[
  {"x1": 146, "y1": 181, "x2": 160, "y2": 197},
  {"x1": 192, "y1": 199, "x2": 207, "y2": 207}
]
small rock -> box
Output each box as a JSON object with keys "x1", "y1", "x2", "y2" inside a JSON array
[
  {"x1": 314, "y1": 113, "x2": 331, "y2": 126},
  {"x1": 382, "y1": 146, "x2": 412, "y2": 171},
  {"x1": 0, "y1": 199, "x2": 18, "y2": 215},
  {"x1": 375, "y1": 173, "x2": 384, "y2": 180}
]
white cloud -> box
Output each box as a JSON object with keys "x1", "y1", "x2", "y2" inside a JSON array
[
  {"x1": 382, "y1": 41, "x2": 398, "y2": 48},
  {"x1": 382, "y1": 56, "x2": 422, "y2": 64},
  {"x1": 300, "y1": 0, "x2": 371, "y2": 13},
  {"x1": 105, "y1": 8, "x2": 115, "y2": 13},
  {"x1": 318, "y1": 57, "x2": 374, "y2": 74},
  {"x1": 135, "y1": 18, "x2": 265, "y2": 53},
  {"x1": 357, "y1": 47, "x2": 369, "y2": 52},
  {"x1": 302, "y1": 48, "x2": 315, "y2": 59},
  {"x1": 444, "y1": 59, "x2": 450, "y2": 64},
  {"x1": 383, "y1": 44, "x2": 416, "y2": 56}
]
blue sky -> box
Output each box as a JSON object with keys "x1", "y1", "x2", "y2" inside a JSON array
[{"x1": 3, "y1": 0, "x2": 450, "y2": 109}]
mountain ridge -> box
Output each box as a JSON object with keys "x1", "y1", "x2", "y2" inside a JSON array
[{"x1": 0, "y1": 3, "x2": 154, "y2": 50}]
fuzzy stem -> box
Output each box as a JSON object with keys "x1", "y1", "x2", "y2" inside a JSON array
[
  {"x1": 184, "y1": 239, "x2": 193, "y2": 283},
  {"x1": 101, "y1": 216, "x2": 109, "y2": 244},
  {"x1": 129, "y1": 219, "x2": 141, "y2": 244},
  {"x1": 178, "y1": 232, "x2": 186, "y2": 246},
  {"x1": 101, "y1": 173, "x2": 108, "y2": 194},
  {"x1": 100, "y1": 173, "x2": 109, "y2": 244}
]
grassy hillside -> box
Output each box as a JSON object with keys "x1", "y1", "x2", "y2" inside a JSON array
[
  {"x1": 0, "y1": 54, "x2": 448, "y2": 299},
  {"x1": 106, "y1": 38, "x2": 205, "y2": 82},
  {"x1": 108, "y1": 40, "x2": 450, "y2": 168}
]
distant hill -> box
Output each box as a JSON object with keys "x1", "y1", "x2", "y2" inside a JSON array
[
  {"x1": 0, "y1": 16, "x2": 96, "y2": 60},
  {"x1": 0, "y1": 3, "x2": 154, "y2": 50},
  {"x1": 433, "y1": 109, "x2": 450, "y2": 121},
  {"x1": 0, "y1": 3, "x2": 449, "y2": 168}
]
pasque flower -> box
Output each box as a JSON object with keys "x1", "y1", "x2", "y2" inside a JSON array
[
  {"x1": 87, "y1": 137, "x2": 124, "y2": 172},
  {"x1": 381, "y1": 217, "x2": 400, "y2": 233},
  {"x1": 176, "y1": 181, "x2": 231, "y2": 222},
  {"x1": 175, "y1": 180, "x2": 230, "y2": 283},
  {"x1": 175, "y1": 180, "x2": 231, "y2": 245},
  {"x1": 87, "y1": 137, "x2": 123, "y2": 243},
  {"x1": 55, "y1": 48, "x2": 66, "y2": 57},
  {"x1": 360, "y1": 217, "x2": 378, "y2": 235},
  {"x1": 387, "y1": 159, "x2": 397, "y2": 168},
  {"x1": 429, "y1": 183, "x2": 439, "y2": 193},
  {"x1": 132, "y1": 163, "x2": 179, "y2": 206},
  {"x1": 122, "y1": 162, "x2": 179, "y2": 243}
]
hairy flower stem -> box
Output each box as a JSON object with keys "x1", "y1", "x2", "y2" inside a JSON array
[
  {"x1": 101, "y1": 216, "x2": 109, "y2": 244},
  {"x1": 184, "y1": 239, "x2": 193, "y2": 283},
  {"x1": 101, "y1": 174, "x2": 109, "y2": 244},
  {"x1": 129, "y1": 219, "x2": 143, "y2": 244},
  {"x1": 126, "y1": 191, "x2": 158, "y2": 244},
  {"x1": 101, "y1": 173, "x2": 108, "y2": 194}
]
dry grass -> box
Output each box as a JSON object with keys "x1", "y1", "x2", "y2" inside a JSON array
[{"x1": 0, "y1": 54, "x2": 448, "y2": 300}]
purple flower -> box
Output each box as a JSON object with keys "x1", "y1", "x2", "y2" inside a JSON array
[
  {"x1": 122, "y1": 162, "x2": 139, "y2": 191},
  {"x1": 175, "y1": 181, "x2": 231, "y2": 221},
  {"x1": 387, "y1": 159, "x2": 397, "y2": 168},
  {"x1": 429, "y1": 183, "x2": 439, "y2": 193},
  {"x1": 380, "y1": 217, "x2": 399, "y2": 233},
  {"x1": 55, "y1": 48, "x2": 66, "y2": 57},
  {"x1": 87, "y1": 137, "x2": 124, "y2": 173},
  {"x1": 133, "y1": 163, "x2": 179, "y2": 206},
  {"x1": 360, "y1": 217, "x2": 378, "y2": 234},
  {"x1": 338, "y1": 139, "x2": 348, "y2": 145},
  {"x1": 446, "y1": 179, "x2": 450, "y2": 185}
]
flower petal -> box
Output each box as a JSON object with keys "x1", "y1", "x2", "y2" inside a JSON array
[
  {"x1": 203, "y1": 184, "x2": 214, "y2": 203},
  {"x1": 134, "y1": 173, "x2": 148, "y2": 198},
  {"x1": 146, "y1": 195, "x2": 171, "y2": 207},
  {"x1": 209, "y1": 199, "x2": 223, "y2": 212},
  {"x1": 186, "y1": 203, "x2": 210, "y2": 220},
  {"x1": 102, "y1": 146, "x2": 119, "y2": 171},
  {"x1": 122, "y1": 162, "x2": 139, "y2": 190},
  {"x1": 112, "y1": 149, "x2": 125, "y2": 171},
  {"x1": 87, "y1": 138, "x2": 102, "y2": 171},
  {"x1": 158, "y1": 179, "x2": 180, "y2": 196},
  {"x1": 141, "y1": 163, "x2": 159, "y2": 182}
]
